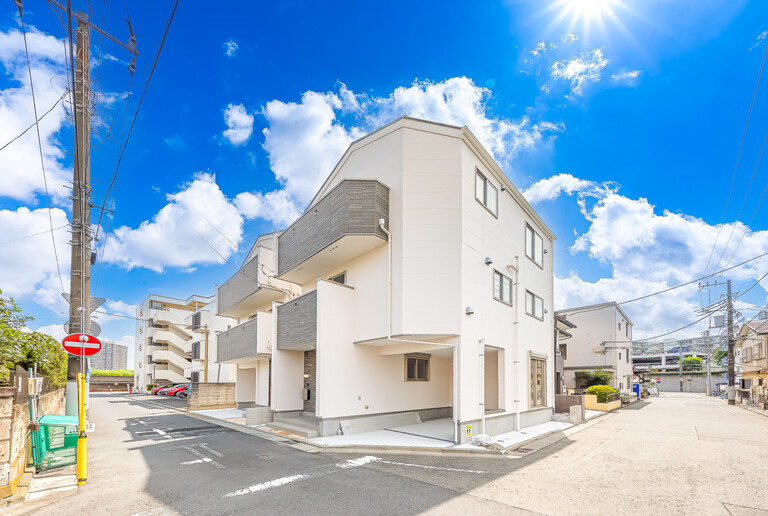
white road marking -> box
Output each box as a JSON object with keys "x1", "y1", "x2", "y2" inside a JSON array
[
  {"x1": 198, "y1": 443, "x2": 223, "y2": 457},
  {"x1": 223, "y1": 456, "x2": 380, "y2": 498},
  {"x1": 153, "y1": 428, "x2": 172, "y2": 439},
  {"x1": 180, "y1": 458, "x2": 212, "y2": 466},
  {"x1": 183, "y1": 445, "x2": 225, "y2": 469}
]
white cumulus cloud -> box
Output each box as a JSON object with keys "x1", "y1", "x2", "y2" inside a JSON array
[
  {"x1": 234, "y1": 190, "x2": 301, "y2": 227},
  {"x1": 611, "y1": 70, "x2": 641, "y2": 83},
  {"x1": 223, "y1": 39, "x2": 239, "y2": 57},
  {"x1": 0, "y1": 28, "x2": 71, "y2": 204},
  {"x1": 103, "y1": 173, "x2": 245, "y2": 272},
  {"x1": 551, "y1": 48, "x2": 608, "y2": 97},
  {"x1": 222, "y1": 103, "x2": 253, "y2": 146},
  {"x1": 522, "y1": 173, "x2": 615, "y2": 203}
]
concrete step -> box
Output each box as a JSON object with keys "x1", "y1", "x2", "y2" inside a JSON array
[
  {"x1": 267, "y1": 421, "x2": 319, "y2": 438},
  {"x1": 274, "y1": 414, "x2": 318, "y2": 429}
]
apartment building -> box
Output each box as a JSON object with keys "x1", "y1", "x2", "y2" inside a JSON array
[
  {"x1": 90, "y1": 340, "x2": 128, "y2": 370},
  {"x1": 632, "y1": 336, "x2": 713, "y2": 373},
  {"x1": 556, "y1": 302, "x2": 634, "y2": 393},
  {"x1": 134, "y1": 294, "x2": 236, "y2": 392},
  {"x1": 736, "y1": 319, "x2": 768, "y2": 398},
  {"x1": 217, "y1": 116, "x2": 556, "y2": 443}
]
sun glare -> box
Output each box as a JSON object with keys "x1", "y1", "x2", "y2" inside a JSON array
[{"x1": 545, "y1": 0, "x2": 631, "y2": 39}]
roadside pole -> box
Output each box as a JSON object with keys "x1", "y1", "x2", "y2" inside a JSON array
[
  {"x1": 727, "y1": 280, "x2": 735, "y2": 405},
  {"x1": 77, "y1": 373, "x2": 87, "y2": 485}
]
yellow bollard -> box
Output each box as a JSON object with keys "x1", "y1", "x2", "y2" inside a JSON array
[{"x1": 76, "y1": 373, "x2": 87, "y2": 485}]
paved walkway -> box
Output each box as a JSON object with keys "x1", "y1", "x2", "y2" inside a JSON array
[{"x1": 8, "y1": 393, "x2": 767, "y2": 515}]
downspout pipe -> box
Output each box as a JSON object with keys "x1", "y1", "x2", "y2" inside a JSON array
[{"x1": 508, "y1": 257, "x2": 520, "y2": 431}]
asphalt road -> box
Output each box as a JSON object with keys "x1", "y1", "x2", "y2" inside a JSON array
[{"x1": 9, "y1": 393, "x2": 768, "y2": 515}]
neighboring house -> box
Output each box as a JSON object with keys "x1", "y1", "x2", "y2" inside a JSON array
[
  {"x1": 134, "y1": 294, "x2": 236, "y2": 392},
  {"x1": 555, "y1": 315, "x2": 576, "y2": 395},
  {"x1": 556, "y1": 302, "x2": 634, "y2": 393},
  {"x1": 736, "y1": 319, "x2": 768, "y2": 398},
  {"x1": 89, "y1": 340, "x2": 128, "y2": 370},
  {"x1": 218, "y1": 116, "x2": 556, "y2": 443}
]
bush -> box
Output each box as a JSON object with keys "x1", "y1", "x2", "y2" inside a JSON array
[
  {"x1": 90, "y1": 369, "x2": 134, "y2": 377},
  {"x1": 682, "y1": 356, "x2": 703, "y2": 371},
  {"x1": 575, "y1": 369, "x2": 612, "y2": 388},
  {"x1": 586, "y1": 384, "x2": 618, "y2": 403}
]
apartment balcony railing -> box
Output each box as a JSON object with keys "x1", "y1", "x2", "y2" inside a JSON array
[
  {"x1": 276, "y1": 290, "x2": 317, "y2": 350},
  {"x1": 217, "y1": 316, "x2": 272, "y2": 363},
  {"x1": 217, "y1": 254, "x2": 286, "y2": 320},
  {"x1": 277, "y1": 179, "x2": 389, "y2": 284}
]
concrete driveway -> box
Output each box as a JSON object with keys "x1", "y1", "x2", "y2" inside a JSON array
[{"x1": 9, "y1": 393, "x2": 768, "y2": 515}]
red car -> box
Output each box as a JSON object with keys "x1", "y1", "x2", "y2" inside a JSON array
[
  {"x1": 165, "y1": 385, "x2": 189, "y2": 398},
  {"x1": 151, "y1": 385, "x2": 169, "y2": 395}
]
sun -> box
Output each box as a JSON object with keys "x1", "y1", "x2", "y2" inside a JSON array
[{"x1": 544, "y1": 0, "x2": 631, "y2": 39}]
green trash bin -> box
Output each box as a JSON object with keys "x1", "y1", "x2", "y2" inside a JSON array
[{"x1": 33, "y1": 415, "x2": 79, "y2": 472}]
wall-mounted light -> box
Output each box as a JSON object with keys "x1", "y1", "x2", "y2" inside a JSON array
[
  {"x1": 466, "y1": 306, "x2": 475, "y2": 315},
  {"x1": 485, "y1": 257, "x2": 493, "y2": 265}
]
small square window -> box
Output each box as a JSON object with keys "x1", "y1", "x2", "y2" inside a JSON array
[
  {"x1": 493, "y1": 271, "x2": 513, "y2": 305},
  {"x1": 149, "y1": 300, "x2": 162, "y2": 310},
  {"x1": 405, "y1": 354, "x2": 430, "y2": 381},
  {"x1": 526, "y1": 291, "x2": 544, "y2": 320}
]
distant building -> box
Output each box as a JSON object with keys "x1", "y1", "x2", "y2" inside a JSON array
[
  {"x1": 90, "y1": 340, "x2": 128, "y2": 370},
  {"x1": 632, "y1": 336, "x2": 719, "y2": 373},
  {"x1": 556, "y1": 302, "x2": 634, "y2": 393}
]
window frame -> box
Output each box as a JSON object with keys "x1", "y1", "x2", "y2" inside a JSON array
[
  {"x1": 404, "y1": 353, "x2": 431, "y2": 382},
  {"x1": 149, "y1": 300, "x2": 162, "y2": 310},
  {"x1": 492, "y1": 270, "x2": 513, "y2": 306},
  {"x1": 330, "y1": 271, "x2": 347, "y2": 285},
  {"x1": 525, "y1": 290, "x2": 545, "y2": 320},
  {"x1": 530, "y1": 356, "x2": 547, "y2": 408},
  {"x1": 475, "y1": 170, "x2": 498, "y2": 217},
  {"x1": 524, "y1": 224, "x2": 544, "y2": 268}
]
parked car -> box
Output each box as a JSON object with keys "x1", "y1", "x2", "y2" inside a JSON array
[
  {"x1": 151, "y1": 385, "x2": 169, "y2": 395},
  {"x1": 166, "y1": 385, "x2": 189, "y2": 398},
  {"x1": 157, "y1": 384, "x2": 183, "y2": 395}
]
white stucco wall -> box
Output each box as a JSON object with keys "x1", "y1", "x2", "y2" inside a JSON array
[
  {"x1": 270, "y1": 348, "x2": 304, "y2": 412},
  {"x1": 235, "y1": 367, "x2": 256, "y2": 403}
]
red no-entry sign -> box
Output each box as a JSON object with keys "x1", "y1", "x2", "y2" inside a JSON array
[{"x1": 62, "y1": 334, "x2": 102, "y2": 357}]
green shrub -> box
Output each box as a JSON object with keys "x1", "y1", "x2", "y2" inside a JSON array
[
  {"x1": 147, "y1": 384, "x2": 154, "y2": 391},
  {"x1": 586, "y1": 384, "x2": 617, "y2": 403},
  {"x1": 575, "y1": 369, "x2": 612, "y2": 388},
  {"x1": 90, "y1": 369, "x2": 133, "y2": 377}
]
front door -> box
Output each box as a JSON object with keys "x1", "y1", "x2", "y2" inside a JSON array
[{"x1": 303, "y1": 350, "x2": 316, "y2": 413}]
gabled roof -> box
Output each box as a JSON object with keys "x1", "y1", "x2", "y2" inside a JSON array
[
  {"x1": 556, "y1": 301, "x2": 633, "y2": 326},
  {"x1": 304, "y1": 116, "x2": 556, "y2": 241}
]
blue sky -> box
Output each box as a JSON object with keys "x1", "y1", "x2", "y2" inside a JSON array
[{"x1": 1, "y1": 0, "x2": 767, "y2": 365}]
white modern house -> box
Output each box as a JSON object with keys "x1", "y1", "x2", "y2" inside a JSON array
[
  {"x1": 134, "y1": 294, "x2": 236, "y2": 392},
  {"x1": 217, "y1": 116, "x2": 557, "y2": 443},
  {"x1": 556, "y1": 302, "x2": 634, "y2": 393}
]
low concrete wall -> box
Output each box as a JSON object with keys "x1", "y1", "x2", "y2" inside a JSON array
[
  {"x1": 187, "y1": 383, "x2": 236, "y2": 411},
  {"x1": 584, "y1": 394, "x2": 621, "y2": 411},
  {"x1": 90, "y1": 376, "x2": 134, "y2": 392},
  {"x1": 0, "y1": 388, "x2": 64, "y2": 499}
]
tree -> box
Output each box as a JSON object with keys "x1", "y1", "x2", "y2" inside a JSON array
[
  {"x1": 712, "y1": 348, "x2": 727, "y2": 365},
  {"x1": 682, "y1": 356, "x2": 703, "y2": 371},
  {"x1": 0, "y1": 290, "x2": 67, "y2": 386},
  {"x1": 575, "y1": 369, "x2": 613, "y2": 388}
]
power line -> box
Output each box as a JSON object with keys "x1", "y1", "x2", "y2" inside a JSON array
[
  {"x1": 735, "y1": 272, "x2": 768, "y2": 299},
  {"x1": 17, "y1": 3, "x2": 66, "y2": 294},
  {"x1": 0, "y1": 225, "x2": 68, "y2": 245},
  {"x1": 720, "y1": 129, "x2": 768, "y2": 272},
  {"x1": 0, "y1": 91, "x2": 68, "y2": 152},
  {"x1": 561, "y1": 248, "x2": 768, "y2": 318},
  {"x1": 635, "y1": 313, "x2": 712, "y2": 342},
  {"x1": 702, "y1": 38, "x2": 768, "y2": 276},
  {"x1": 713, "y1": 129, "x2": 768, "y2": 273},
  {"x1": 93, "y1": 0, "x2": 180, "y2": 245}
]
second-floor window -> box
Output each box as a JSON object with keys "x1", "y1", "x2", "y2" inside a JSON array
[
  {"x1": 493, "y1": 271, "x2": 513, "y2": 305},
  {"x1": 149, "y1": 300, "x2": 162, "y2": 310},
  {"x1": 526, "y1": 291, "x2": 544, "y2": 320},
  {"x1": 475, "y1": 170, "x2": 498, "y2": 216},
  {"x1": 525, "y1": 224, "x2": 544, "y2": 267}
]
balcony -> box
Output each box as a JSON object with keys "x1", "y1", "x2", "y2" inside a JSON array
[
  {"x1": 276, "y1": 290, "x2": 317, "y2": 350},
  {"x1": 217, "y1": 251, "x2": 288, "y2": 320},
  {"x1": 277, "y1": 179, "x2": 389, "y2": 284},
  {"x1": 218, "y1": 314, "x2": 273, "y2": 364}
]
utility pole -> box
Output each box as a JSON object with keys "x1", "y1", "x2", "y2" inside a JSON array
[
  {"x1": 66, "y1": 17, "x2": 91, "y2": 416},
  {"x1": 727, "y1": 279, "x2": 735, "y2": 405},
  {"x1": 678, "y1": 342, "x2": 683, "y2": 392}
]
